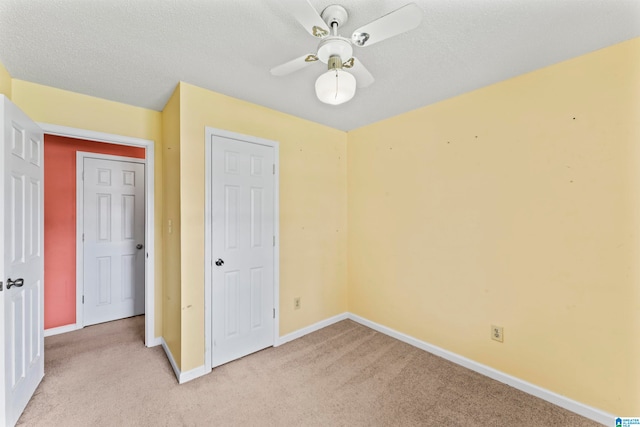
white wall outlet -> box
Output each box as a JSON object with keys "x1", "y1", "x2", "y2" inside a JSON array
[
  {"x1": 491, "y1": 325, "x2": 504, "y2": 342},
  {"x1": 294, "y1": 297, "x2": 301, "y2": 310}
]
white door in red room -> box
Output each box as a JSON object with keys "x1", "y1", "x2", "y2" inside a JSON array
[
  {"x1": 210, "y1": 131, "x2": 277, "y2": 368},
  {"x1": 0, "y1": 95, "x2": 45, "y2": 427},
  {"x1": 79, "y1": 154, "x2": 145, "y2": 326}
]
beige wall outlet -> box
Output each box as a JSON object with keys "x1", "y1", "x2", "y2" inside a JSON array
[{"x1": 491, "y1": 325, "x2": 504, "y2": 342}]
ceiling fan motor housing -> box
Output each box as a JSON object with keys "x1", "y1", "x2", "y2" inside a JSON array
[{"x1": 317, "y1": 37, "x2": 353, "y2": 63}]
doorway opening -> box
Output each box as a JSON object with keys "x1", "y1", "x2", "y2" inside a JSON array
[{"x1": 40, "y1": 124, "x2": 156, "y2": 347}]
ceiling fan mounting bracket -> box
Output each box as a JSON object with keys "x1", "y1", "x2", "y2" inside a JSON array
[{"x1": 320, "y1": 5, "x2": 349, "y2": 28}]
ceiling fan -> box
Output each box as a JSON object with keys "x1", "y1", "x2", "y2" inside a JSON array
[{"x1": 271, "y1": 1, "x2": 423, "y2": 105}]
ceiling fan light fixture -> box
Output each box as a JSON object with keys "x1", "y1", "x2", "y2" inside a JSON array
[
  {"x1": 315, "y1": 68, "x2": 356, "y2": 105},
  {"x1": 274, "y1": 2, "x2": 424, "y2": 106}
]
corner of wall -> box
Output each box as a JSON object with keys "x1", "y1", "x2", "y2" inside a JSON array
[
  {"x1": 345, "y1": 38, "x2": 640, "y2": 415},
  {"x1": 160, "y1": 83, "x2": 182, "y2": 368},
  {"x1": 0, "y1": 60, "x2": 12, "y2": 99}
]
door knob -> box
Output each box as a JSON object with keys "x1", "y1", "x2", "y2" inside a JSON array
[
  {"x1": 215, "y1": 258, "x2": 224, "y2": 266},
  {"x1": 7, "y1": 278, "x2": 24, "y2": 289},
  {"x1": 136, "y1": 244, "x2": 143, "y2": 250}
]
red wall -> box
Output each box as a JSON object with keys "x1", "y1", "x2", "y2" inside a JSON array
[{"x1": 44, "y1": 135, "x2": 145, "y2": 330}]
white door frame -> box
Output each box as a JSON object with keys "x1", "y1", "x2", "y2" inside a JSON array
[
  {"x1": 204, "y1": 127, "x2": 280, "y2": 372},
  {"x1": 76, "y1": 151, "x2": 146, "y2": 328},
  {"x1": 38, "y1": 123, "x2": 157, "y2": 347}
]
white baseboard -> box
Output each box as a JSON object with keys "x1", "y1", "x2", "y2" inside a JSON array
[
  {"x1": 44, "y1": 323, "x2": 80, "y2": 337},
  {"x1": 276, "y1": 312, "x2": 348, "y2": 346},
  {"x1": 161, "y1": 338, "x2": 180, "y2": 381},
  {"x1": 146, "y1": 336, "x2": 162, "y2": 347},
  {"x1": 347, "y1": 313, "x2": 614, "y2": 426},
  {"x1": 179, "y1": 364, "x2": 209, "y2": 384},
  {"x1": 161, "y1": 338, "x2": 209, "y2": 384}
]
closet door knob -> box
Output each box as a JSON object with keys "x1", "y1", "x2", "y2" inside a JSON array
[
  {"x1": 215, "y1": 259, "x2": 224, "y2": 266},
  {"x1": 7, "y1": 278, "x2": 24, "y2": 289}
]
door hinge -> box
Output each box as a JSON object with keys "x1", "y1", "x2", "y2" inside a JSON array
[
  {"x1": 82, "y1": 171, "x2": 84, "y2": 180},
  {"x1": 82, "y1": 295, "x2": 84, "y2": 304},
  {"x1": 273, "y1": 164, "x2": 275, "y2": 174},
  {"x1": 0, "y1": 281, "x2": 3, "y2": 291},
  {"x1": 273, "y1": 308, "x2": 275, "y2": 319},
  {"x1": 82, "y1": 233, "x2": 84, "y2": 242},
  {"x1": 273, "y1": 236, "x2": 275, "y2": 246}
]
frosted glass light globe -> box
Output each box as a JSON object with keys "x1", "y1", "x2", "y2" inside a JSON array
[{"x1": 315, "y1": 69, "x2": 356, "y2": 105}]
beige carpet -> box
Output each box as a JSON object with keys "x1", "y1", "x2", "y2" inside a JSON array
[{"x1": 18, "y1": 316, "x2": 600, "y2": 426}]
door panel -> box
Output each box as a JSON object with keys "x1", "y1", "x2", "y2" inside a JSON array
[
  {"x1": 82, "y1": 157, "x2": 145, "y2": 326},
  {"x1": 225, "y1": 270, "x2": 240, "y2": 338},
  {"x1": 1, "y1": 96, "x2": 44, "y2": 427},
  {"x1": 250, "y1": 267, "x2": 263, "y2": 329},
  {"x1": 212, "y1": 135, "x2": 275, "y2": 367}
]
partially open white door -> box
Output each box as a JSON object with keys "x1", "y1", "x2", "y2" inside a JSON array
[
  {"x1": 0, "y1": 95, "x2": 44, "y2": 426},
  {"x1": 81, "y1": 155, "x2": 145, "y2": 327}
]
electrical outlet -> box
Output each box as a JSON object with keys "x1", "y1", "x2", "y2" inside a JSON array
[
  {"x1": 294, "y1": 297, "x2": 301, "y2": 310},
  {"x1": 491, "y1": 325, "x2": 504, "y2": 343}
]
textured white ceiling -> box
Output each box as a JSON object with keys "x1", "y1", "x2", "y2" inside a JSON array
[{"x1": 0, "y1": 0, "x2": 638, "y2": 131}]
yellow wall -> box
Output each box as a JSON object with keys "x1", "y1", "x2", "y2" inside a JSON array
[
  {"x1": 0, "y1": 61, "x2": 11, "y2": 98},
  {"x1": 11, "y1": 80, "x2": 165, "y2": 340},
  {"x1": 161, "y1": 85, "x2": 182, "y2": 364},
  {"x1": 347, "y1": 37, "x2": 640, "y2": 415},
  {"x1": 178, "y1": 82, "x2": 348, "y2": 371}
]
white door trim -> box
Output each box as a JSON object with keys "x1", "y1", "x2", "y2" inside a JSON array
[
  {"x1": 204, "y1": 127, "x2": 280, "y2": 373},
  {"x1": 76, "y1": 152, "x2": 146, "y2": 329},
  {"x1": 38, "y1": 123, "x2": 158, "y2": 347}
]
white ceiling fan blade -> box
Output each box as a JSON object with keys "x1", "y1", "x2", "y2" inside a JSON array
[
  {"x1": 343, "y1": 57, "x2": 374, "y2": 88},
  {"x1": 282, "y1": 0, "x2": 331, "y2": 38},
  {"x1": 270, "y1": 54, "x2": 319, "y2": 76},
  {"x1": 351, "y1": 3, "x2": 422, "y2": 48}
]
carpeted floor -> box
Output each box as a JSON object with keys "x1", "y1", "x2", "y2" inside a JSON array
[{"x1": 18, "y1": 316, "x2": 601, "y2": 426}]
